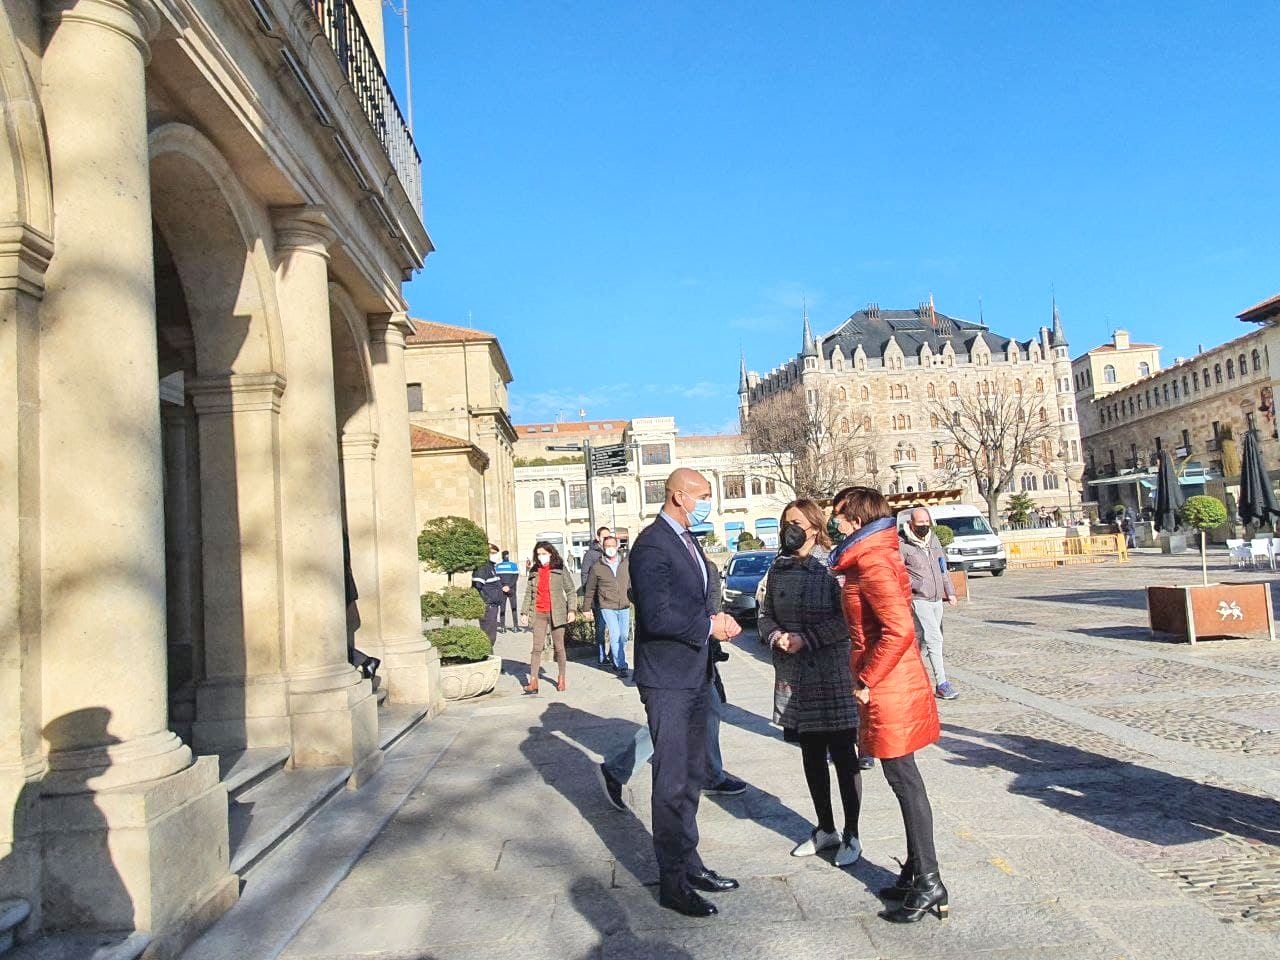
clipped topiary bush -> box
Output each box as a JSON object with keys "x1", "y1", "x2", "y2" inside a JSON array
[
  {"x1": 420, "y1": 586, "x2": 487, "y2": 625},
  {"x1": 1182, "y1": 494, "x2": 1229, "y2": 585},
  {"x1": 425, "y1": 625, "x2": 493, "y2": 664}
]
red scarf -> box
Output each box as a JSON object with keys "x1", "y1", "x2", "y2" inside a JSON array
[{"x1": 535, "y1": 566, "x2": 552, "y2": 613}]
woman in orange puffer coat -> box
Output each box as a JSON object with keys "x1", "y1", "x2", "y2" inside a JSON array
[{"x1": 829, "y1": 486, "x2": 946, "y2": 924}]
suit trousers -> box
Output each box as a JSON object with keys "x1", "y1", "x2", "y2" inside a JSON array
[
  {"x1": 603, "y1": 677, "x2": 721, "y2": 786},
  {"x1": 639, "y1": 681, "x2": 709, "y2": 891}
]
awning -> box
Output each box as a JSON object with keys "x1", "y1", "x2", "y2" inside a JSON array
[
  {"x1": 1088, "y1": 472, "x2": 1215, "y2": 489},
  {"x1": 724, "y1": 522, "x2": 745, "y2": 532},
  {"x1": 754, "y1": 518, "x2": 779, "y2": 530},
  {"x1": 690, "y1": 522, "x2": 714, "y2": 534}
]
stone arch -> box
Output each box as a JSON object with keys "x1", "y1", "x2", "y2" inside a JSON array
[
  {"x1": 148, "y1": 122, "x2": 284, "y2": 378},
  {"x1": 0, "y1": 5, "x2": 53, "y2": 240},
  {"x1": 328, "y1": 282, "x2": 378, "y2": 438}
]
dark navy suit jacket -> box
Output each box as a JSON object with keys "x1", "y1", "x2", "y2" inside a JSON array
[{"x1": 629, "y1": 514, "x2": 716, "y2": 690}]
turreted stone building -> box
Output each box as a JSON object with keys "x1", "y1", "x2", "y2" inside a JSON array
[{"x1": 739, "y1": 301, "x2": 1086, "y2": 518}]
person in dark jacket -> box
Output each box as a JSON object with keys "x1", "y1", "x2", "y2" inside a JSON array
[
  {"x1": 760, "y1": 498, "x2": 861, "y2": 866},
  {"x1": 471, "y1": 543, "x2": 506, "y2": 646},
  {"x1": 628, "y1": 469, "x2": 741, "y2": 918},
  {"x1": 580, "y1": 525, "x2": 611, "y2": 664},
  {"x1": 584, "y1": 536, "x2": 632, "y2": 676},
  {"x1": 495, "y1": 550, "x2": 521, "y2": 632}
]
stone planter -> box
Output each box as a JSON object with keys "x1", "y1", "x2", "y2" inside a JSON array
[
  {"x1": 438, "y1": 654, "x2": 501, "y2": 700},
  {"x1": 1147, "y1": 583, "x2": 1276, "y2": 645},
  {"x1": 948, "y1": 569, "x2": 969, "y2": 601},
  {"x1": 1158, "y1": 532, "x2": 1189, "y2": 554}
]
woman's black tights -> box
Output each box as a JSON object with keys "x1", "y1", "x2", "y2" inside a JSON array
[
  {"x1": 881, "y1": 752, "x2": 939, "y2": 876},
  {"x1": 798, "y1": 728, "x2": 862, "y2": 836}
]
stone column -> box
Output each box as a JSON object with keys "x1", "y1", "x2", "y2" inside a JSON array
[
  {"x1": 339, "y1": 431, "x2": 383, "y2": 662},
  {"x1": 37, "y1": 0, "x2": 234, "y2": 937},
  {"x1": 273, "y1": 207, "x2": 381, "y2": 781},
  {"x1": 187, "y1": 373, "x2": 292, "y2": 753},
  {"x1": 368, "y1": 314, "x2": 441, "y2": 708}
]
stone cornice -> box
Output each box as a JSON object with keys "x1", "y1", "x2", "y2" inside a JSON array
[
  {"x1": 44, "y1": 0, "x2": 162, "y2": 61},
  {"x1": 340, "y1": 431, "x2": 379, "y2": 460},
  {"x1": 0, "y1": 223, "x2": 54, "y2": 298},
  {"x1": 187, "y1": 372, "x2": 286, "y2": 414},
  {"x1": 368, "y1": 311, "x2": 413, "y2": 346}
]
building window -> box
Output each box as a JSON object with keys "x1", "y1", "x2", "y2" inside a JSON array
[
  {"x1": 948, "y1": 382, "x2": 958, "y2": 397},
  {"x1": 641, "y1": 443, "x2": 671, "y2": 466},
  {"x1": 1240, "y1": 354, "x2": 1248, "y2": 376},
  {"x1": 1070, "y1": 440, "x2": 1078, "y2": 460},
  {"x1": 1192, "y1": 371, "x2": 1199, "y2": 391},
  {"x1": 839, "y1": 386, "x2": 847, "y2": 401},
  {"x1": 1138, "y1": 362, "x2": 1150, "y2": 377},
  {"x1": 601, "y1": 487, "x2": 613, "y2": 505},
  {"x1": 406, "y1": 382, "x2": 423, "y2": 412},
  {"x1": 860, "y1": 385, "x2": 870, "y2": 401},
  {"x1": 548, "y1": 490, "x2": 561, "y2": 508},
  {"x1": 930, "y1": 413, "x2": 940, "y2": 429},
  {"x1": 1035, "y1": 378, "x2": 1044, "y2": 392},
  {"x1": 1020, "y1": 474, "x2": 1038, "y2": 491},
  {"x1": 614, "y1": 487, "x2": 627, "y2": 504},
  {"x1": 533, "y1": 491, "x2": 545, "y2": 509},
  {"x1": 750, "y1": 478, "x2": 762, "y2": 496},
  {"x1": 1181, "y1": 428, "x2": 1190, "y2": 450},
  {"x1": 1015, "y1": 380, "x2": 1023, "y2": 394},
  {"x1": 1043, "y1": 473, "x2": 1059, "y2": 490},
  {"x1": 643, "y1": 479, "x2": 666, "y2": 504},
  {"x1": 1163, "y1": 384, "x2": 1170, "y2": 403},
  {"x1": 862, "y1": 415, "x2": 873, "y2": 432},
  {"x1": 765, "y1": 479, "x2": 776, "y2": 494},
  {"x1": 1227, "y1": 359, "x2": 1236, "y2": 380},
  {"x1": 927, "y1": 383, "x2": 937, "y2": 399},
  {"x1": 723, "y1": 475, "x2": 746, "y2": 500},
  {"x1": 952, "y1": 411, "x2": 961, "y2": 426},
  {"x1": 569, "y1": 484, "x2": 587, "y2": 509},
  {"x1": 1039, "y1": 407, "x2": 1048, "y2": 422},
  {"x1": 1103, "y1": 365, "x2": 1117, "y2": 384},
  {"x1": 1252, "y1": 349, "x2": 1262, "y2": 372},
  {"x1": 1214, "y1": 364, "x2": 1222, "y2": 384}
]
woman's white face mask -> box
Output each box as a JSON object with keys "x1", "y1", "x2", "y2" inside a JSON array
[{"x1": 536, "y1": 553, "x2": 550, "y2": 564}]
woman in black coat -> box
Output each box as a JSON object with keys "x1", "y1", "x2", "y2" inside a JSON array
[{"x1": 758, "y1": 498, "x2": 862, "y2": 866}]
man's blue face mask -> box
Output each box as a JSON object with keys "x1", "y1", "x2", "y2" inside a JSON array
[{"x1": 685, "y1": 495, "x2": 712, "y2": 526}]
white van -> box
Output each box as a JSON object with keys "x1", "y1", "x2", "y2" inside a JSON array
[{"x1": 896, "y1": 503, "x2": 1007, "y2": 576}]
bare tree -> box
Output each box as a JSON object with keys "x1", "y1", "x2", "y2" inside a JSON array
[
  {"x1": 745, "y1": 388, "x2": 872, "y2": 499},
  {"x1": 927, "y1": 384, "x2": 1061, "y2": 527}
]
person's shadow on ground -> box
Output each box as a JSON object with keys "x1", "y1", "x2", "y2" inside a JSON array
[{"x1": 939, "y1": 723, "x2": 1280, "y2": 848}]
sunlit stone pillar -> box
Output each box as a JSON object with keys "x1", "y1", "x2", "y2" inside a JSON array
[
  {"x1": 272, "y1": 206, "x2": 381, "y2": 782},
  {"x1": 369, "y1": 313, "x2": 442, "y2": 709},
  {"x1": 37, "y1": 0, "x2": 233, "y2": 937}
]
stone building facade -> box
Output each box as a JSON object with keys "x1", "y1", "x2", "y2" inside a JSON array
[
  {"x1": 1079, "y1": 305, "x2": 1280, "y2": 514},
  {"x1": 739, "y1": 302, "x2": 1086, "y2": 517},
  {"x1": 514, "y1": 417, "x2": 792, "y2": 570},
  {"x1": 1071, "y1": 329, "x2": 1162, "y2": 402},
  {"x1": 404, "y1": 319, "x2": 517, "y2": 561},
  {"x1": 1, "y1": 1, "x2": 439, "y2": 953}
]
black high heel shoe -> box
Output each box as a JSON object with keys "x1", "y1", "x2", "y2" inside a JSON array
[
  {"x1": 879, "y1": 872, "x2": 948, "y2": 923},
  {"x1": 878, "y1": 863, "x2": 915, "y2": 900}
]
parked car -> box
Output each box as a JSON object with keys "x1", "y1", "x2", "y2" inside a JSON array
[
  {"x1": 897, "y1": 503, "x2": 1007, "y2": 576},
  {"x1": 721, "y1": 550, "x2": 776, "y2": 621}
]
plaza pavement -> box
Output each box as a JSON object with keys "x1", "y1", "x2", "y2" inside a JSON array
[{"x1": 184, "y1": 551, "x2": 1280, "y2": 960}]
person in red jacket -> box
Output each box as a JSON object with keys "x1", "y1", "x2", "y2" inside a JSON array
[{"x1": 829, "y1": 486, "x2": 946, "y2": 925}]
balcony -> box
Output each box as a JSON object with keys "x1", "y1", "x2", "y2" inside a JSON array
[{"x1": 311, "y1": 0, "x2": 422, "y2": 216}]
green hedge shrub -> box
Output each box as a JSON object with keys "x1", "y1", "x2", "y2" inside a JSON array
[
  {"x1": 425, "y1": 625, "x2": 492, "y2": 664},
  {"x1": 420, "y1": 586, "x2": 487, "y2": 624},
  {"x1": 934, "y1": 524, "x2": 955, "y2": 548}
]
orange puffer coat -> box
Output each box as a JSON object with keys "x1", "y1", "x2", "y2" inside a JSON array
[{"x1": 831, "y1": 519, "x2": 940, "y2": 759}]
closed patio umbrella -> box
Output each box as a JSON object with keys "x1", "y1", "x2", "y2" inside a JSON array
[
  {"x1": 1153, "y1": 449, "x2": 1185, "y2": 533},
  {"x1": 1237, "y1": 428, "x2": 1280, "y2": 528}
]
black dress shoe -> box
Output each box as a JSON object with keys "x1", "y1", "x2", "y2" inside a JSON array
[
  {"x1": 878, "y1": 863, "x2": 915, "y2": 900},
  {"x1": 687, "y1": 867, "x2": 739, "y2": 892},
  {"x1": 595, "y1": 763, "x2": 626, "y2": 811},
  {"x1": 658, "y1": 887, "x2": 718, "y2": 917}
]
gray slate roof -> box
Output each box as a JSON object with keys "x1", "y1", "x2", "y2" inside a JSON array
[{"x1": 817, "y1": 308, "x2": 1036, "y2": 361}]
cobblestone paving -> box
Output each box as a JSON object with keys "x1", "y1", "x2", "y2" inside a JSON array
[{"x1": 942, "y1": 551, "x2": 1280, "y2": 939}]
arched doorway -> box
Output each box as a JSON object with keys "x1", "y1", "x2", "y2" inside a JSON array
[{"x1": 148, "y1": 123, "x2": 290, "y2": 753}]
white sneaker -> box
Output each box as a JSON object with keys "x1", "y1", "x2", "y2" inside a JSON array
[
  {"x1": 834, "y1": 835, "x2": 862, "y2": 867},
  {"x1": 791, "y1": 828, "x2": 841, "y2": 858}
]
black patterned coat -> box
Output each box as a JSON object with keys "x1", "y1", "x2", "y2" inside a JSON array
[{"x1": 758, "y1": 554, "x2": 857, "y2": 734}]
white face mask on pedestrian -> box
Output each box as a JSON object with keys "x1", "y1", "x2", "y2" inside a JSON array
[
  {"x1": 536, "y1": 553, "x2": 550, "y2": 565},
  {"x1": 605, "y1": 547, "x2": 618, "y2": 558},
  {"x1": 490, "y1": 552, "x2": 501, "y2": 563}
]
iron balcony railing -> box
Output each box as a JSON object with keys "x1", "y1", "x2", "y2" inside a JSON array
[{"x1": 312, "y1": 0, "x2": 422, "y2": 217}]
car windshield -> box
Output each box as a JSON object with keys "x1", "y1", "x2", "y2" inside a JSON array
[
  {"x1": 728, "y1": 554, "x2": 773, "y2": 577},
  {"x1": 937, "y1": 515, "x2": 994, "y2": 537}
]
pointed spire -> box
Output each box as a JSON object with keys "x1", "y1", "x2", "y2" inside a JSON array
[
  {"x1": 801, "y1": 300, "x2": 817, "y2": 357},
  {"x1": 1051, "y1": 296, "x2": 1067, "y2": 347},
  {"x1": 738, "y1": 348, "x2": 748, "y2": 393}
]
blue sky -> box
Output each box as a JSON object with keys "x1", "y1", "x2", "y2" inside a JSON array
[{"x1": 387, "y1": 2, "x2": 1280, "y2": 436}]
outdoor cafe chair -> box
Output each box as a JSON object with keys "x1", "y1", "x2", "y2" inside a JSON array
[
  {"x1": 1248, "y1": 539, "x2": 1271, "y2": 570},
  {"x1": 1226, "y1": 538, "x2": 1249, "y2": 569}
]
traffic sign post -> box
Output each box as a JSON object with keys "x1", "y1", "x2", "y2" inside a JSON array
[{"x1": 589, "y1": 443, "x2": 628, "y2": 477}]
